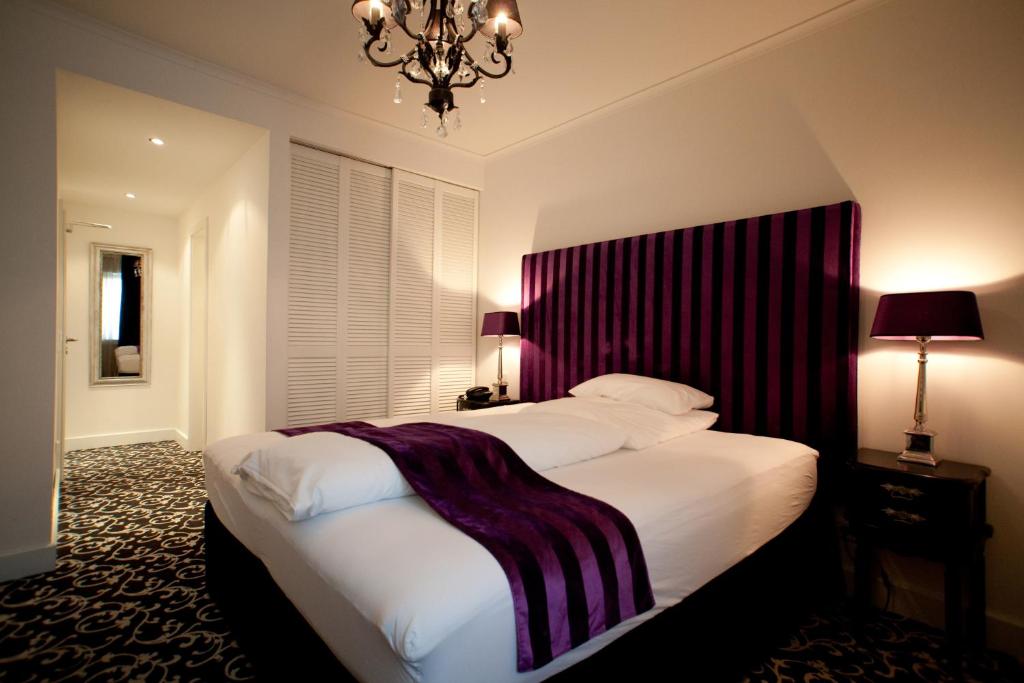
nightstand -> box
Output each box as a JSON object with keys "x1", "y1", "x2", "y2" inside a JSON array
[
  {"x1": 849, "y1": 448, "x2": 991, "y2": 667},
  {"x1": 456, "y1": 397, "x2": 521, "y2": 411}
]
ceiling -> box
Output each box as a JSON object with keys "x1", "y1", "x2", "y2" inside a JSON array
[
  {"x1": 54, "y1": 0, "x2": 857, "y2": 156},
  {"x1": 58, "y1": 71, "x2": 267, "y2": 216}
]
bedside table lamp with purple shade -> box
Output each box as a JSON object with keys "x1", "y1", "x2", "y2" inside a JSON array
[
  {"x1": 870, "y1": 290, "x2": 984, "y2": 466},
  {"x1": 481, "y1": 311, "x2": 520, "y2": 401}
]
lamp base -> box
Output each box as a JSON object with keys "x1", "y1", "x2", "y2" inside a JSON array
[
  {"x1": 490, "y1": 381, "x2": 510, "y2": 402},
  {"x1": 897, "y1": 428, "x2": 939, "y2": 467}
]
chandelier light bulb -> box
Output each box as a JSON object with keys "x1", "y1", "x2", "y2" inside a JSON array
[{"x1": 368, "y1": 0, "x2": 383, "y2": 24}]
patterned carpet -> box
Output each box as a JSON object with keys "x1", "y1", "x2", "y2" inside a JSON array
[{"x1": 0, "y1": 441, "x2": 1020, "y2": 682}]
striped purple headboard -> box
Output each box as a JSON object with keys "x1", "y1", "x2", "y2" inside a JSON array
[{"x1": 520, "y1": 200, "x2": 861, "y2": 463}]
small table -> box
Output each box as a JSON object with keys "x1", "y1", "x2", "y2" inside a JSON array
[
  {"x1": 456, "y1": 397, "x2": 521, "y2": 411},
  {"x1": 849, "y1": 448, "x2": 991, "y2": 672}
]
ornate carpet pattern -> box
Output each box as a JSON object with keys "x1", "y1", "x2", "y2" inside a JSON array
[
  {"x1": 1, "y1": 441, "x2": 1020, "y2": 682},
  {"x1": 0, "y1": 442, "x2": 254, "y2": 683},
  {"x1": 743, "y1": 610, "x2": 1022, "y2": 683}
]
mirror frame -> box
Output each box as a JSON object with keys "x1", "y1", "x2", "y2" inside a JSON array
[{"x1": 90, "y1": 243, "x2": 152, "y2": 386}]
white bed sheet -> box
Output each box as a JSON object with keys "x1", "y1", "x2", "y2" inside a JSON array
[{"x1": 204, "y1": 406, "x2": 817, "y2": 683}]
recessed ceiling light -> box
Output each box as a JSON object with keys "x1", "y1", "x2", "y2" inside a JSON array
[
  {"x1": 125, "y1": 192, "x2": 136, "y2": 199},
  {"x1": 148, "y1": 137, "x2": 165, "y2": 146}
]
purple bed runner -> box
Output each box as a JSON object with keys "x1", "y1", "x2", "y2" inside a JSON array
[{"x1": 277, "y1": 420, "x2": 654, "y2": 671}]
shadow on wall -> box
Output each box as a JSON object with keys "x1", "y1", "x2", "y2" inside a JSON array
[{"x1": 861, "y1": 275, "x2": 1024, "y2": 365}]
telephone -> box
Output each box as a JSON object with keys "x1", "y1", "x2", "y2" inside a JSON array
[{"x1": 465, "y1": 386, "x2": 493, "y2": 402}]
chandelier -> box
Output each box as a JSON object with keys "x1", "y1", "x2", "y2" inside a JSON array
[{"x1": 351, "y1": 0, "x2": 523, "y2": 138}]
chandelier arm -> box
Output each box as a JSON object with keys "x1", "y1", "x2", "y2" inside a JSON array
[
  {"x1": 457, "y1": 21, "x2": 479, "y2": 43},
  {"x1": 362, "y1": 39, "x2": 408, "y2": 68},
  {"x1": 398, "y1": 61, "x2": 435, "y2": 87},
  {"x1": 462, "y1": 51, "x2": 512, "y2": 80},
  {"x1": 449, "y1": 72, "x2": 482, "y2": 89},
  {"x1": 445, "y1": 12, "x2": 478, "y2": 43},
  {"x1": 426, "y1": 0, "x2": 441, "y2": 40}
]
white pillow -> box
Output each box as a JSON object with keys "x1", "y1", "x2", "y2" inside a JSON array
[
  {"x1": 234, "y1": 412, "x2": 629, "y2": 521},
  {"x1": 569, "y1": 373, "x2": 714, "y2": 415},
  {"x1": 524, "y1": 396, "x2": 718, "y2": 450}
]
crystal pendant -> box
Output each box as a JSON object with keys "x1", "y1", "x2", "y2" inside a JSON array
[
  {"x1": 421, "y1": 107, "x2": 428, "y2": 128},
  {"x1": 357, "y1": 50, "x2": 366, "y2": 64},
  {"x1": 409, "y1": 61, "x2": 422, "y2": 78},
  {"x1": 454, "y1": 109, "x2": 462, "y2": 130},
  {"x1": 436, "y1": 122, "x2": 448, "y2": 138},
  {"x1": 393, "y1": 78, "x2": 402, "y2": 104},
  {"x1": 479, "y1": 80, "x2": 486, "y2": 104},
  {"x1": 470, "y1": 0, "x2": 487, "y2": 24}
]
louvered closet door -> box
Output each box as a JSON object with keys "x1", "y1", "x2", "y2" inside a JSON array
[
  {"x1": 390, "y1": 171, "x2": 478, "y2": 415},
  {"x1": 339, "y1": 158, "x2": 392, "y2": 420},
  {"x1": 287, "y1": 146, "x2": 341, "y2": 426},
  {"x1": 389, "y1": 171, "x2": 436, "y2": 416},
  {"x1": 288, "y1": 146, "x2": 392, "y2": 425},
  {"x1": 435, "y1": 182, "x2": 478, "y2": 413},
  {"x1": 287, "y1": 146, "x2": 476, "y2": 424}
]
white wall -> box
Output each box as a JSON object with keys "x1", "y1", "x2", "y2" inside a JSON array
[
  {"x1": 477, "y1": 0, "x2": 1024, "y2": 655},
  {"x1": 179, "y1": 135, "x2": 269, "y2": 445},
  {"x1": 63, "y1": 203, "x2": 184, "y2": 449},
  {"x1": 0, "y1": 0, "x2": 483, "y2": 580}
]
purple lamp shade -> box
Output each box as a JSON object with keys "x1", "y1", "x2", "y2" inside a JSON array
[
  {"x1": 481, "y1": 311, "x2": 520, "y2": 337},
  {"x1": 870, "y1": 291, "x2": 984, "y2": 341}
]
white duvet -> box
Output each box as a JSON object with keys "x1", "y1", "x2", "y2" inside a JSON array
[{"x1": 235, "y1": 398, "x2": 718, "y2": 521}]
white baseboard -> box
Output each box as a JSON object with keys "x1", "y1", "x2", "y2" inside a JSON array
[
  {"x1": 0, "y1": 543, "x2": 56, "y2": 582},
  {"x1": 64, "y1": 428, "x2": 188, "y2": 452}
]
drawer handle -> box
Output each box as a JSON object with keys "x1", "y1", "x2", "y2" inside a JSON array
[
  {"x1": 882, "y1": 507, "x2": 926, "y2": 525},
  {"x1": 880, "y1": 482, "x2": 925, "y2": 501}
]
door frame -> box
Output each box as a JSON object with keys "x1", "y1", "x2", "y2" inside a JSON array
[{"x1": 188, "y1": 219, "x2": 209, "y2": 451}]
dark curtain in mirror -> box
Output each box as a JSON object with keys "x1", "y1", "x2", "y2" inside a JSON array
[
  {"x1": 99, "y1": 252, "x2": 143, "y2": 378},
  {"x1": 118, "y1": 255, "x2": 141, "y2": 347}
]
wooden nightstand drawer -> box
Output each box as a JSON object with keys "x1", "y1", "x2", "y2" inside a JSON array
[
  {"x1": 850, "y1": 450, "x2": 989, "y2": 542},
  {"x1": 852, "y1": 469, "x2": 956, "y2": 541}
]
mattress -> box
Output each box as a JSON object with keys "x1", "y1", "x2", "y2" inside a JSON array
[{"x1": 204, "y1": 405, "x2": 817, "y2": 683}]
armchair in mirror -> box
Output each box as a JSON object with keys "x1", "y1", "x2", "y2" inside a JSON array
[{"x1": 91, "y1": 244, "x2": 152, "y2": 385}]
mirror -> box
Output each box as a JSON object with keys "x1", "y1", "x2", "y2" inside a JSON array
[{"x1": 90, "y1": 244, "x2": 152, "y2": 385}]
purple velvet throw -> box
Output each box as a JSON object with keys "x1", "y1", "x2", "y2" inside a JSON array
[{"x1": 276, "y1": 420, "x2": 655, "y2": 671}]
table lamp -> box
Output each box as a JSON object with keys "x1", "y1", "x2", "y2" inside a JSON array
[
  {"x1": 481, "y1": 311, "x2": 520, "y2": 401},
  {"x1": 870, "y1": 290, "x2": 984, "y2": 466}
]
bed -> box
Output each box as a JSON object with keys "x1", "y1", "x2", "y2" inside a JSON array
[{"x1": 204, "y1": 200, "x2": 861, "y2": 681}]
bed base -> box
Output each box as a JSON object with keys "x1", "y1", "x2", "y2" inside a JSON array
[{"x1": 205, "y1": 494, "x2": 841, "y2": 682}]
